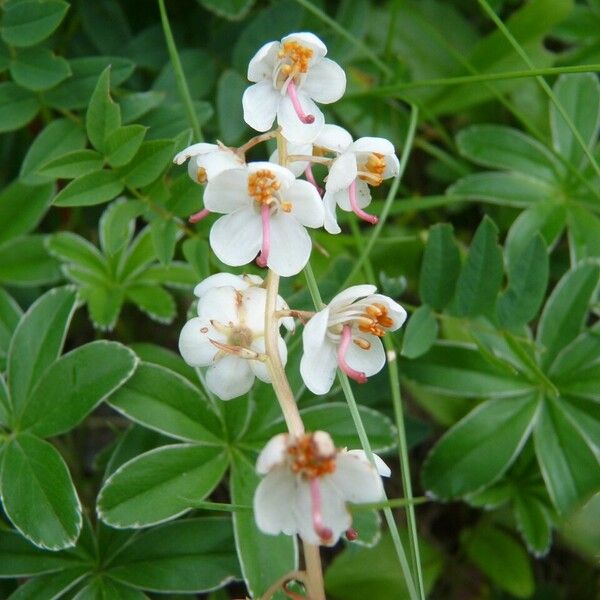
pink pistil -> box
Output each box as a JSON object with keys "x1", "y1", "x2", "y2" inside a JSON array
[
  {"x1": 345, "y1": 528, "x2": 359, "y2": 541},
  {"x1": 304, "y1": 165, "x2": 323, "y2": 196},
  {"x1": 309, "y1": 478, "x2": 333, "y2": 542},
  {"x1": 188, "y1": 208, "x2": 210, "y2": 223},
  {"x1": 348, "y1": 179, "x2": 379, "y2": 225},
  {"x1": 287, "y1": 80, "x2": 315, "y2": 124},
  {"x1": 337, "y1": 325, "x2": 367, "y2": 384},
  {"x1": 256, "y1": 204, "x2": 270, "y2": 268}
]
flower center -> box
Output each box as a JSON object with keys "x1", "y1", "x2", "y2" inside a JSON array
[
  {"x1": 196, "y1": 166, "x2": 208, "y2": 184},
  {"x1": 358, "y1": 153, "x2": 386, "y2": 186},
  {"x1": 287, "y1": 434, "x2": 336, "y2": 479},
  {"x1": 228, "y1": 325, "x2": 253, "y2": 348},
  {"x1": 248, "y1": 169, "x2": 281, "y2": 205},
  {"x1": 358, "y1": 303, "x2": 393, "y2": 337},
  {"x1": 278, "y1": 41, "x2": 313, "y2": 80}
]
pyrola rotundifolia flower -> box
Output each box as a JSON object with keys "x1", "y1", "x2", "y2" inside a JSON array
[
  {"x1": 323, "y1": 137, "x2": 399, "y2": 234},
  {"x1": 179, "y1": 284, "x2": 291, "y2": 400},
  {"x1": 300, "y1": 285, "x2": 407, "y2": 394},
  {"x1": 173, "y1": 143, "x2": 244, "y2": 223},
  {"x1": 242, "y1": 32, "x2": 346, "y2": 144},
  {"x1": 204, "y1": 162, "x2": 324, "y2": 277},
  {"x1": 254, "y1": 431, "x2": 389, "y2": 545}
]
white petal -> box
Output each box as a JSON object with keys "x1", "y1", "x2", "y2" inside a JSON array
[
  {"x1": 330, "y1": 454, "x2": 385, "y2": 503},
  {"x1": 178, "y1": 317, "x2": 222, "y2": 366},
  {"x1": 315, "y1": 124, "x2": 353, "y2": 153},
  {"x1": 368, "y1": 294, "x2": 407, "y2": 331},
  {"x1": 256, "y1": 434, "x2": 289, "y2": 474},
  {"x1": 240, "y1": 286, "x2": 269, "y2": 333},
  {"x1": 197, "y1": 149, "x2": 244, "y2": 180},
  {"x1": 278, "y1": 94, "x2": 324, "y2": 144},
  {"x1": 323, "y1": 190, "x2": 341, "y2": 235},
  {"x1": 300, "y1": 314, "x2": 338, "y2": 395},
  {"x1": 329, "y1": 285, "x2": 377, "y2": 311},
  {"x1": 267, "y1": 212, "x2": 312, "y2": 276},
  {"x1": 293, "y1": 480, "x2": 320, "y2": 545},
  {"x1": 383, "y1": 153, "x2": 400, "y2": 179},
  {"x1": 242, "y1": 81, "x2": 279, "y2": 132},
  {"x1": 204, "y1": 169, "x2": 249, "y2": 214},
  {"x1": 254, "y1": 468, "x2": 298, "y2": 535},
  {"x1": 288, "y1": 180, "x2": 324, "y2": 228},
  {"x1": 319, "y1": 478, "x2": 353, "y2": 544},
  {"x1": 247, "y1": 161, "x2": 296, "y2": 191},
  {"x1": 345, "y1": 450, "x2": 391, "y2": 477},
  {"x1": 197, "y1": 286, "x2": 239, "y2": 324},
  {"x1": 350, "y1": 137, "x2": 396, "y2": 155},
  {"x1": 209, "y1": 209, "x2": 262, "y2": 267},
  {"x1": 173, "y1": 143, "x2": 218, "y2": 165},
  {"x1": 249, "y1": 336, "x2": 287, "y2": 383},
  {"x1": 206, "y1": 355, "x2": 254, "y2": 400},
  {"x1": 248, "y1": 41, "x2": 280, "y2": 82},
  {"x1": 282, "y1": 32, "x2": 327, "y2": 61},
  {"x1": 302, "y1": 58, "x2": 346, "y2": 104},
  {"x1": 325, "y1": 151, "x2": 357, "y2": 193},
  {"x1": 345, "y1": 333, "x2": 385, "y2": 377},
  {"x1": 302, "y1": 306, "x2": 330, "y2": 350},
  {"x1": 336, "y1": 179, "x2": 371, "y2": 211},
  {"x1": 193, "y1": 273, "x2": 249, "y2": 298}
]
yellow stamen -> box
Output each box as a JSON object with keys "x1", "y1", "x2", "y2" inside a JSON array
[
  {"x1": 281, "y1": 201, "x2": 293, "y2": 213},
  {"x1": 277, "y1": 40, "x2": 313, "y2": 76},
  {"x1": 248, "y1": 169, "x2": 280, "y2": 206},
  {"x1": 358, "y1": 302, "x2": 393, "y2": 337},
  {"x1": 353, "y1": 337, "x2": 371, "y2": 350},
  {"x1": 196, "y1": 167, "x2": 207, "y2": 184},
  {"x1": 287, "y1": 434, "x2": 336, "y2": 478},
  {"x1": 358, "y1": 153, "x2": 386, "y2": 187}
]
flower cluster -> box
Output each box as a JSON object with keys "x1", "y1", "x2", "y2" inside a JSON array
[{"x1": 175, "y1": 32, "x2": 408, "y2": 549}]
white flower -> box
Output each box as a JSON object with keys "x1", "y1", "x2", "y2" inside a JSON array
[
  {"x1": 254, "y1": 431, "x2": 390, "y2": 546},
  {"x1": 323, "y1": 137, "x2": 399, "y2": 234},
  {"x1": 173, "y1": 143, "x2": 244, "y2": 223},
  {"x1": 204, "y1": 162, "x2": 324, "y2": 277},
  {"x1": 178, "y1": 284, "x2": 289, "y2": 400},
  {"x1": 300, "y1": 285, "x2": 407, "y2": 395},
  {"x1": 242, "y1": 32, "x2": 346, "y2": 144}
]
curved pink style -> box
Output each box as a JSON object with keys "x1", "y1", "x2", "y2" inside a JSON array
[
  {"x1": 256, "y1": 204, "x2": 270, "y2": 268},
  {"x1": 305, "y1": 165, "x2": 323, "y2": 196},
  {"x1": 348, "y1": 179, "x2": 378, "y2": 225},
  {"x1": 287, "y1": 80, "x2": 315, "y2": 124},
  {"x1": 337, "y1": 325, "x2": 367, "y2": 384},
  {"x1": 189, "y1": 208, "x2": 210, "y2": 223},
  {"x1": 309, "y1": 477, "x2": 333, "y2": 542}
]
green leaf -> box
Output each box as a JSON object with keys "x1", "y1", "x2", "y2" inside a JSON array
[
  {"x1": 150, "y1": 218, "x2": 177, "y2": 265},
  {"x1": 116, "y1": 140, "x2": 174, "y2": 188},
  {"x1": 497, "y1": 234, "x2": 548, "y2": 328},
  {"x1": 153, "y1": 49, "x2": 216, "y2": 101},
  {"x1": 1, "y1": 0, "x2": 68, "y2": 47},
  {"x1": 550, "y1": 73, "x2": 600, "y2": 169},
  {"x1": 53, "y1": 170, "x2": 124, "y2": 207},
  {"x1": 454, "y1": 216, "x2": 504, "y2": 317},
  {"x1": 86, "y1": 67, "x2": 121, "y2": 153},
  {"x1": 0, "y1": 372, "x2": 9, "y2": 425},
  {"x1": 107, "y1": 517, "x2": 240, "y2": 592},
  {"x1": 141, "y1": 101, "x2": 212, "y2": 140},
  {"x1": 1, "y1": 433, "x2": 81, "y2": 550},
  {"x1": 46, "y1": 231, "x2": 107, "y2": 275},
  {"x1": 135, "y1": 262, "x2": 198, "y2": 289},
  {"x1": 39, "y1": 149, "x2": 104, "y2": 179},
  {"x1": 82, "y1": 285, "x2": 124, "y2": 331},
  {"x1": 537, "y1": 261, "x2": 599, "y2": 370},
  {"x1": 117, "y1": 227, "x2": 154, "y2": 281},
  {"x1": 124, "y1": 284, "x2": 176, "y2": 323},
  {"x1": 0, "y1": 235, "x2": 61, "y2": 286},
  {"x1": 20, "y1": 118, "x2": 86, "y2": 185},
  {"x1": 0, "y1": 180, "x2": 54, "y2": 245},
  {"x1": 0, "y1": 82, "x2": 39, "y2": 132},
  {"x1": 98, "y1": 198, "x2": 143, "y2": 257},
  {"x1": 73, "y1": 577, "x2": 147, "y2": 600},
  {"x1": 230, "y1": 450, "x2": 297, "y2": 599},
  {"x1": 7, "y1": 286, "x2": 77, "y2": 415},
  {"x1": 79, "y1": 0, "x2": 131, "y2": 55},
  {"x1": 182, "y1": 237, "x2": 210, "y2": 279},
  {"x1": 20, "y1": 340, "x2": 137, "y2": 437},
  {"x1": 10, "y1": 47, "x2": 70, "y2": 91},
  {"x1": 534, "y1": 399, "x2": 600, "y2": 514},
  {"x1": 0, "y1": 288, "x2": 21, "y2": 373},
  {"x1": 568, "y1": 204, "x2": 600, "y2": 263},
  {"x1": 514, "y1": 492, "x2": 553, "y2": 557},
  {"x1": 198, "y1": 0, "x2": 255, "y2": 20},
  {"x1": 401, "y1": 305, "x2": 438, "y2": 359},
  {"x1": 8, "y1": 566, "x2": 89, "y2": 599},
  {"x1": 422, "y1": 395, "x2": 538, "y2": 499},
  {"x1": 97, "y1": 444, "x2": 228, "y2": 528},
  {"x1": 105, "y1": 125, "x2": 147, "y2": 168},
  {"x1": 108, "y1": 362, "x2": 222, "y2": 443},
  {"x1": 216, "y1": 68, "x2": 248, "y2": 143},
  {"x1": 456, "y1": 124, "x2": 560, "y2": 182},
  {"x1": 120, "y1": 91, "x2": 164, "y2": 124},
  {"x1": 419, "y1": 223, "x2": 460, "y2": 310},
  {"x1": 462, "y1": 524, "x2": 534, "y2": 598}
]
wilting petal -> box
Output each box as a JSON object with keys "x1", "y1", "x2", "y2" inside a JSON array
[
  {"x1": 278, "y1": 93, "x2": 324, "y2": 144},
  {"x1": 209, "y1": 208, "x2": 262, "y2": 267},
  {"x1": 267, "y1": 212, "x2": 312, "y2": 276},
  {"x1": 206, "y1": 355, "x2": 254, "y2": 400},
  {"x1": 302, "y1": 58, "x2": 346, "y2": 104},
  {"x1": 288, "y1": 179, "x2": 324, "y2": 228},
  {"x1": 178, "y1": 317, "x2": 222, "y2": 367},
  {"x1": 243, "y1": 80, "x2": 280, "y2": 132},
  {"x1": 174, "y1": 143, "x2": 218, "y2": 165}
]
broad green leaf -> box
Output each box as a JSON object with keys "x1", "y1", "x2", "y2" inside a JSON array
[
  {"x1": 116, "y1": 140, "x2": 174, "y2": 188},
  {"x1": 168, "y1": 173, "x2": 204, "y2": 217},
  {"x1": 182, "y1": 237, "x2": 210, "y2": 279},
  {"x1": 117, "y1": 227, "x2": 155, "y2": 281},
  {"x1": 98, "y1": 198, "x2": 142, "y2": 257},
  {"x1": 79, "y1": 0, "x2": 131, "y2": 55},
  {"x1": 129, "y1": 343, "x2": 198, "y2": 388},
  {"x1": 419, "y1": 223, "x2": 460, "y2": 310},
  {"x1": 82, "y1": 285, "x2": 124, "y2": 331},
  {"x1": 134, "y1": 262, "x2": 198, "y2": 289},
  {"x1": 10, "y1": 47, "x2": 70, "y2": 91},
  {"x1": 216, "y1": 68, "x2": 248, "y2": 143},
  {"x1": 150, "y1": 218, "x2": 177, "y2": 265},
  {"x1": 448, "y1": 172, "x2": 556, "y2": 207},
  {"x1": 497, "y1": 234, "x2": 548, "y2": 328},
  {"x1": 199, "y1": 0, "x2": 255, "y2": 20},
  {"x1": 63, "y1": 265, "x2": 109, "y2": 288},
  {"x1": 0, "y1": 180, "x2": 54, "y2": 245},
  {"x1": 462, "y1": 524, "x2": 534, "y2": 598},
  {"x1": 549, "y1": 326, "x2": 600, "y2": 384},
  {"x1": 120, "y1": 91, "x2": 164, "y2": 124},
  {"x1": 1, "y1": 0, "x2": 68, "y2": 47},
  {"x1": 141, "y1": 101, "x2": 212, "y2": 140},
  {"x1": 9, "y1": 568, "x2": 92, "y2": 600},
  {"x1": 456, "y1": 124, "x2": 560, "y2": 182},
  {"x1": 550, "y1": 73, "x2": 600, "y2": 169},
  {"x1": 230, "y1": 450, "x2": 297, "y2": 599},
  {"x1": 86, "y1": 67, "x2": 121, "y2": 153},
  {"x1": 108, "y1": 362, "x2": 222, "y2": 443},
  {"x1": 53, "y1": 170, "x2": 124, "y2": 207},
  {"x1": 0, "y1": 82, "x2": 39, "y2": 132},
  {"x1": 0, "y1": 288, "x2": 21, "y2": 373},
  {"x1": 46, "y1": 232, "x2": 107, "y2": 275},
  {"x1": 1, "y1": 433, "x2": 81, "y2": 550},
  {"x1": 97, "y1": 444, "x2": 228, "y2": 527},
  {"x1": 39, "y1": 149, "x2": 104, "y2": 179},
  {"x1": 0, "y1": 373, "x2": 9, "y2": 425},
  {"x1": 401, "y1": 304, "x2": 438, "y2": 359},
  {"x1": 422, "y1": 396, "x2": 538, "y2": 499},
  {"x1": 454, "y1": 217, "x2": 504, "y2": 317},
  {"x1": 153, "y1": 49, "x2": 216, "y2": 101},
  {"x1": 534, "y1": 400, "x2": 600, "y2": 514},
  {"x1": 537, "y1": 261, "x2": 599, "y2": 370},
  {"x1": 105, "y1": 125, "x2": 147, "y2": 168},
  {"x1": 568, "y1": 204, "x2": 600, "y2": 263},
  {"x1": 0, "y1": 235, "x2": 61, "y2": 286},
  {"x1": 107, "y1": 518, "x2": 240, "y2": 592},
  {"x1": 7, "y1": 286, "x2": 77, "y2": 415},
  {"x1": 561, "y1": 395, "x2": 600, "y2": 453},
  {"x1": 124, "y1": 284, "x2": 176, "y2": 323},
  {"x1": 73, "y1": 577, "x2": 147, "y2": 600},
  {"x1": 20, "y1": 341, "x2": 137, "y2": 437},
  {"x1": 514, "y1": 492, "x2": 553, "y2": 557},
  {"x1": 20, "y1": 118, "x2": 86, "y2": 185}
]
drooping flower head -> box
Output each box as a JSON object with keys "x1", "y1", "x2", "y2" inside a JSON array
[
  {"x1": 204, "y1": 162, "x2": 324, "y2": 277},
  {"x1": 300, "y1": 285, "x2": 407, "y2": 395},
  {"x1": 243, "y1": 32, "x2": 346, "y2": 143},
  {"x1": 254, "y1": 431, "x2": 390, "y2": 545}
]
